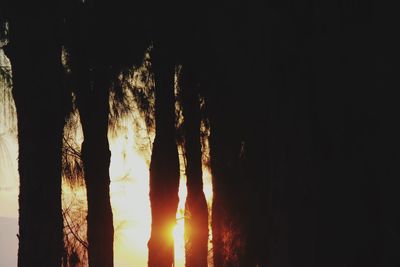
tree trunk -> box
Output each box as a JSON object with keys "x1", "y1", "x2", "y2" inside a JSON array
[
  {"x1": 65, "y1": 2, "x2": 115, "y2": 265},
  {"x1": 6, "y1": 8, "x2": 64, "y2": 266},
  {"x1": 148, "y1": 47, "x2": 180, "y2": 267},
  {"x1": 75, "y1": 66, "x2": 114, "y2": 267},
  {"x1": 180, "y1": 67, "x2": 209, "y2": 267},
  {"x1": 209, "y1": 118, "x2": 243, "y2": 267}
]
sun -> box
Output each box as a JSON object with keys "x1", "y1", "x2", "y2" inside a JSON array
[{"x1": 108, "y1": 126, "x2": 212, "y2": 267}]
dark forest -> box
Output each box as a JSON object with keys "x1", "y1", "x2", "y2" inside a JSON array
[{"x1": 0, "y1": 0, "x2": 398, "y2": 267}]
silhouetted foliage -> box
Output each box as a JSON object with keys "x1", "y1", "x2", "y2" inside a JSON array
[
  {"x1": 62, "y1": 193, "x2": 88, "y2": 267},
  {"x1": 62, "y1": 96, "x2": 84, "y2": 187},
  {"x1": 1, "y1": 0, "x2": 398, "y2": 267}
]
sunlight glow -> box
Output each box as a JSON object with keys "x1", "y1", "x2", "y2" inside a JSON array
[
  {"x1": 108, "y1": 116, "x2": 152, "y2": 267},
  {"x1": 0, "y1": 70, "x2": 214, "y2": 266},
  {"x1": 174, "y1": 171, "x2": 187, "y2": 267}
]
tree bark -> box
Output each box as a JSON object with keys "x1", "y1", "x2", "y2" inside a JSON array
[
  {"x1": 66, "y1": 2, "x2": 115, "y2": 264},
  {"x1": 6, "y1": 6, "x2": 64, "y2": 266},
  {"x1": 148, "y1": 47, "x2": 180, "y2": 267},
  {"x1": 180, "y1": 67, "x2": 209, "y2": 267},
  {"x1": 75, "y1": 66, "x2": 114, "y2": 267}
]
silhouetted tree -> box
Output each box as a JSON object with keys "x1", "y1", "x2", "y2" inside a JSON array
[
  {"x1": 198, "y1": 4, "x2": 253, "y2": 265},
  {"x1": 147, "y1": 44, "x2": 180, "y2": 267},
  {"x1": 2, "y1": 1, "x2": 394, "y2": 267},
  {"x1": 63, "y1": 0, "x2": 150, "y2": 265},
  {"x1": 197, "y1": 2, "x2": 272, "y2": 266},
  {"x1": 3, "y1": 1, "x2": 65, "y2": 266},
  {"x1": 64, "y1": 1, "x2": 114, "y2": 266},
  {"x1": 179, "y1": 66, "x2": 209, "y2": 267}
]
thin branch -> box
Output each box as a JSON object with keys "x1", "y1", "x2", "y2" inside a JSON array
[{"x1": 63, "y1": 210, "x2": 88, "y2": 250}]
